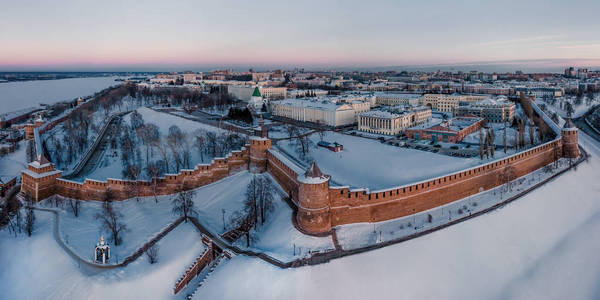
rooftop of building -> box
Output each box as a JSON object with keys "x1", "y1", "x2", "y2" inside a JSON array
[
  {"x1": 274, "y1": 95, "x2": 371, "y2": 111},
  {"x1": 360, "y1": 110, "x2": 402, "y2": 119},
  {"x1": 374, "y1": 92, "x2": 423, "y2": 99}
]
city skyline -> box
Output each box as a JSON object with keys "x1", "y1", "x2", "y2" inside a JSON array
[{"x1": 1, "y1": 0, "x2": 600, "y2": 71}]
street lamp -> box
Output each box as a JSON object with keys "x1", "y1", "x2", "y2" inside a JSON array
[{"x1": 222, "y1": 209, "x2": 226, "y2": 231}]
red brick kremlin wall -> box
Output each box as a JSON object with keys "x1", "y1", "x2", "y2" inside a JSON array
[
  {"x1": 55, "y1": 148, "x2": 249, "y2": 201},
  {"x1": 327, "y1": 139, "x2": 562, "y2": 227},
  {"x1": 266, "y1": 138, "x2": 566, "y2": 234}
]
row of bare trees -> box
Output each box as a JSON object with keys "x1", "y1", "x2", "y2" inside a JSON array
[
  {"x1": 230, "y1": 175, "x2": 276, "y2": 247},
  {"x1": 118, "y1": 113, "x2": 247, "y2": 187},
  {"x1": 285, "y1": 124, "x2": 314, "y2": 160}
]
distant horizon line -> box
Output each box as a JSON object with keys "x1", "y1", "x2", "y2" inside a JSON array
[{"x1": 1, "y1": 58, "x2": 600, "y2": 73}]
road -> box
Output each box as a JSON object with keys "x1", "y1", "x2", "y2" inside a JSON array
[
  {"x1": 63, "y1": 113, "x2": 125, "y2": 180},
  {"x1": 574, "y1": 105, "x2": 600, "y2": 142}
]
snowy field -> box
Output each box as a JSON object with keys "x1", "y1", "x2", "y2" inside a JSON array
[
  {"x1": 277, "y1": 131, "x2": 493, "y2": 190},
  {"x1": 268, "y1": 127, "x2": 312, "y2": 140},
  {"x1": 0, "y1": 140, "x2": 27, "y2": 180},
  {"x1": 0, "y1": 211, "x2": 207, "y2": 300},
  {"x1": 541, "y1": 95, "x2": 599, "y2": 119},
  {"x1": 0, "y1": 76, "x2": 121, "y2": 113},
  {"x1": 191, "y1": 132, "x2": 600, "y2": 300},
  {"x1": 232, "y1": 175, "x2": 334, "y2": 261},
  {"x1": 40, "y1": 194, "x2": 180, "y2": 263},
  {"x1": 130, "y1": 107, "x2": 228, "y2": 138}
]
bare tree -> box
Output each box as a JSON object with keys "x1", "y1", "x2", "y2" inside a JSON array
[
  {"x1": 167, "y1": 125, "x2": 185, "y2": 172},
  {"x1": 68, "y1": 198, "x2": 81, "y2": 217},
  {"x1": 528, "y1": 119, "x2": 535, "y2": 146},
  {"x1": 96, "y1": 201, "x2": 127, "y2": 246},
  {"x1": 479, "y1": 129, "x2": 485, "y2": 159},
  {"x1": 229, "y1": 211, "x2": 255, "y2": 247},
  {"x1": 146, "y1": 161, "x2": 164, "y2": 203},
  {"x1": 257, "y1": 176, "x2": 275, "y2": 225},
  {"x1": 285, "y1": 124, "x2": 298, "y2": 140},
  {"x1": 130, "y1": 110, "x2": 144, "y2": 130},
  {"x1": 205, "y1": 131, "x2": 218, "y2": 157},
  {"x1": 565, "y1": 102, "x2": 574, "y2": 118},
  {"x1": 137, "y1": 123, "x2": 159, "y2": 165},
  {"x1": 154, "y1": 140, "x2": 170, "y2": 173},
  {"x1": 244, "y1": 175, "x2": 260, "y2": 227},
  {"x1": 146, "y1": 244, "x2": 159, "y2": 264},
  {"x1": 171, "y1": 190, "x2": 197, "y2": 222},
  {"x1": 193, "y1": 129, "x2": 206, "y2": 162},
  {"x1": 123, "y1": 164, "x2": 142, "y2": 201},
  {"x1": 24, "y1": 193, "x2": 35, "y2": 237},
  {"x1": 503, "y1": 124, "x2": 507, "y2": 154},
  {"x1": 498, "y1": 164, "x2": 517, "y2": 195},
  {"x1": 296, "y1": 133, "x2": 312, "y2": 160},
  {"x1": 3, "y1": 197, "x2": 22, "y2": 237}
]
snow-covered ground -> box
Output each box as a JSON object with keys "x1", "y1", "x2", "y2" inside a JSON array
[
  {"x1": 0, "y1": 140, "x2": 27, "y2": 180},
  {"x1": 130, "y1": 107, "x2": 228, "y2": 138},
  {"x1": 192, "y1": 132, "x2": 600, "y2": 300},
  {"x1": 267, "y1": 124, "x2": 312, "y2": 139},
  {"x1": 0, "y1": 76, "x2": 122, "y2": 113},
  {"x1": 232, "y1": 175, "x2": 334, "y2": 261},
  {"x1": 541, "y1": 95, "x2": 599, "y2": 118},
  {"x1": 40, "y1": 194, "x2": 180, "y2": 263},
  {"x1": 277, "y1": 131, "x2": 500, "y2": 190},
  {"x1": 0, "y1": 211, "x2": 207, "y2": 300}
]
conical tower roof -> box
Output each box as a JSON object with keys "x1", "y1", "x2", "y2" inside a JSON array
[
  {"x1": 252, "y1": 86, "x2": 261, "y2": 97},
  {"x1": 305, "y1": 161, "x2": 324, "y2": 178},
  {"x1": 37, "y1": 154, "x2": 51, "y2": 165}
]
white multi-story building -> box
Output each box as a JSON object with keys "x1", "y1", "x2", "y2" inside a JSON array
[
  {"x1": 375, "y1": 93, "x2": 423, "y2": 106},
  {"x1": 270, "y1": 95, "x2": 373, "y2": 127},
  {"x1": 514, "y1": 87, "x2": 564, "y2": 99},
  {"x1": 454, "y1": 97, "x2": 515, "y2": 123},
  {"x1": 423, "y1": 94, "x2": 488, "y2": 112},
  {"x1": 358, "y1": 105, "x2": 432, "y2": 135}
]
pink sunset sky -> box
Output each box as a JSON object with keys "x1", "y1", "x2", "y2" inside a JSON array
[{"x1": 1, "y1": 0, "x2": 600, "y2": 70}]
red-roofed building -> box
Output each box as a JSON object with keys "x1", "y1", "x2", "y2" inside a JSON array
[{"x1": 405, "y1": 116, "x2": 484, "y2": 143}]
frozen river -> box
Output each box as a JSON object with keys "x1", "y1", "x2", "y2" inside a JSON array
[{"x1": 0, "y1": 76, "x2": 122, "y2": 114}]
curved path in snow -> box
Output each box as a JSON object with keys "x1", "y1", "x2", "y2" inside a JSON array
[
  {"x1": 31, "y1": 206, "x2": 185, "y2": 274},
  {"x1": 32, "y1": 207, "x2": 120, "y2": 275}
]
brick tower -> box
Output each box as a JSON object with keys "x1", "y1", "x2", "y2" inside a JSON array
[
  {"x1": 297, "y1": 162, "x2": 331, "y2": 234},
  {"x1": 21, "y1": 155, "x2": 62, "y2": 201},
  {"x1": 561, "y1": 117, "x2": 579, "y2": 158}
]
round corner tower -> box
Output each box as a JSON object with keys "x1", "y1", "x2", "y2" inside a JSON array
[
  {"x1": 561, "y1": 118, "x2": 579, "y2": 158},
  {"x1": 249, "y1": 136, "x2": 271, "y2": 173},
  {"x1": 296, "y1": 162, "x2": 332, "y2": 235}
]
